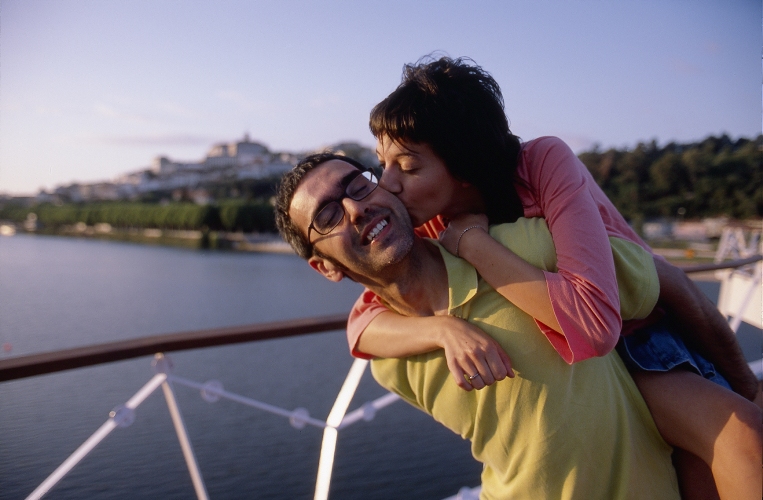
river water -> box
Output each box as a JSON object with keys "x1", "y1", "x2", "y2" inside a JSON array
[{"x1": 0, "y1": 234, "x2": 481, "y2": 499}]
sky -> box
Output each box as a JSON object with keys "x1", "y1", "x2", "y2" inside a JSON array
[{"x1": 0, "y1": 0, "x2": 760, "y2": 195}]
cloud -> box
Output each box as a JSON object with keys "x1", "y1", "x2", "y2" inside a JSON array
[
  {"x1": 80, "y1": 133, "x2": 215, "y2": 148},
  {"x1": 216, "y1": 90, "x2": 265, "y2": 111},
  {"x1": 669, "y1": 58, "x2": 701, "y2": 75},
  {"x1": 705, "y1": 41, "x2": 720, "y2": 54},
  {"x1": 95, "y1": 104, "x2": 155, "y2": 125},
  {"x1": 95, "y1": 101, "x2": 198, "y2": 124},
  {"x1": 34, "y1": 105, "x2": 62, "y2": 116},
  {"x1": 157, "y1": 101, "x2": 197, "y2": 119},
  {"x1": 309, "y1": 95, "x2": 341, "y2": 109},
  {"x1": 0, "y1": 101, "x2": 23, "y2": 112}
]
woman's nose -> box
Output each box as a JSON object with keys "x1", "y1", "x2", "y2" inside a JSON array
[{"x1": 379, "y1": 169, "x2": 401, "y2": 194}]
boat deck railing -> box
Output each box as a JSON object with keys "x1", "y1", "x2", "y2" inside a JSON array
[{"x1": 2, "y1": 251, "x2": 761, "y2": 500}]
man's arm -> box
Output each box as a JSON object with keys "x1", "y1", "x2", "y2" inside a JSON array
[{"x1": 654, "y1": 258, "x2": 760, "y2": 403}]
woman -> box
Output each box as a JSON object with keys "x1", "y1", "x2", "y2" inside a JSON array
[{"x1": 347, "y1": 56, "x2": 761, "y2": 499}]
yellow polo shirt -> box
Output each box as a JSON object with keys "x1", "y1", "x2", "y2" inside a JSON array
[{"x1": 371, "y1": 218, "x2": 679, "y2": 500}]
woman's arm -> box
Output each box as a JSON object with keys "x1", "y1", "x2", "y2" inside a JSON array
[
  {"x1": 440, "y1": 138, "x2": 623, "y2": 364},
  {"x1": 439, "y1": 213, "x2": 562, "y2": 333},
  {"x1": 521, "y1": 138, "x2": 759, "y2": 399},
  {"x1": 347, "y1": 290, "x2": 513, "y2": 391}
]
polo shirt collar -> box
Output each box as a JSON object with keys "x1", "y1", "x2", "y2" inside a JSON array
[{"x1": 434, "y1": 242, "x2": 479, "y2": 312}]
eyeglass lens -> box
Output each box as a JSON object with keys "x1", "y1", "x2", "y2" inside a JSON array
[{"x1": 312, "y1": 170, "x2": 377, "y2": 235}]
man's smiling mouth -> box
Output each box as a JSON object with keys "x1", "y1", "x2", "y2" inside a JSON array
[{"x1": 365, "y1": 219, "x2": 388, "y2": 244}]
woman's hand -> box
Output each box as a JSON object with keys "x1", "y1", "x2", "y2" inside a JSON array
[
  {"x1": 438, "y1": 213, "x2": 489, "y2": 257},
  {"x1": 433, "y1": 315, "x2": 515, "y2": 391}
]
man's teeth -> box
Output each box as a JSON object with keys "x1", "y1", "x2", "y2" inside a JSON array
[{"x1": 366, "y1": 220, "x2": 388, "y2": 243}]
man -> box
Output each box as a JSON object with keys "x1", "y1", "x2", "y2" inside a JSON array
[{"x1": 275, "y1": 153, "x2": 681, "y2": 499}]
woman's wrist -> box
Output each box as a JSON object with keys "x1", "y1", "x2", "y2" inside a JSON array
[
  {"x1": 455, "y1": 225, "x2": 484, "y2": 257},
  {"x1": 454, "y1": 225, "x2": 489, "y2": 260}
]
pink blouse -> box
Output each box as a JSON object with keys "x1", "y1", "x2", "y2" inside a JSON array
[{"x1": 347, "y1": 136, "x2": 654, "y2": 364}]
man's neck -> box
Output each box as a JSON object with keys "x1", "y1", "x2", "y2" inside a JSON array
[{"x1": 362, "y1": 238, "x2": 450, "y2": 318}]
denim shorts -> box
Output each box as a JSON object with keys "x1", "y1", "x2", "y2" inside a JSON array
[{"x1": 616, "y1": 318, "x2": 732, "y2": 390}]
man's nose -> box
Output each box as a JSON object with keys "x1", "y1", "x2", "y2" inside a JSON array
[
  {"x1": 342, "y1": 197, "x2": 369, "y2": 225},
  {"x1": 378, "y1": 169, "x2": 401, "y2": 194}
]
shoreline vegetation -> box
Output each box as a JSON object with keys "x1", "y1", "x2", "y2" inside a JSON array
[
  {"x1": 0, "y1": 221, "x2": 747, "y2": 275},
  {"x1": 0, "y1": 133, "x2": 760, "y2": 262},
  {"x1": 5, "y1": 224, "x2": 294, "y2": 253}
]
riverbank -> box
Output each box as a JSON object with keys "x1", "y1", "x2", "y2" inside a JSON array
[
  {"x1": 1, "y1": 223, "x2": 294, "y2": 253},
  {"x1": 2, "y1": 222, "x2": 732, "y2": 272}
]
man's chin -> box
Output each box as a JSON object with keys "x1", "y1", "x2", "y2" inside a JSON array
[
  {"x1": 350, "y1": 235, "x2": 414, "y2": 279},
  {"x1": 378, "y1": 232, "x2": 414, "y2": 266}
]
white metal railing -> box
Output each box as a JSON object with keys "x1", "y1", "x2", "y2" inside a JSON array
[
  {"x1": 25, "y1": 353, "x2": 401, "y2": 500},
  {"x1": 714, "y1": 227, "x2": 763, "y2": 378},
  {"x1": 26, "y1": 372, "x2": 169, "y2": 500}
]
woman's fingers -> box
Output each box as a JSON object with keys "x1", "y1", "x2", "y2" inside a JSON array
[
  {"x1": 439, "y1": 315, "x2": 515, "y2": 390},
  {"x1": 484, "y1": 353, "x2": 507, "y2": 382},
  {"x1": 450, "y1": 355, "x2": 513, "y2": 391},
  {"x1": 448, "y1": 357, "x2": 491, "y2": 391},
  {"x1": 466, "y1": 355, "x2": 499, "y2": 390},
  {"x1": 494, "y1": 346, "x2": 515, "y2": 378},
  {"x1": 469, "y1": 373, "x2": 488, "y2": 390},
  {"x1": 475, "y1": 363, "x2": 495, "y2": 386},
  {"x1": 447, "y1": 359, "x2": 475, "y2": 391}
]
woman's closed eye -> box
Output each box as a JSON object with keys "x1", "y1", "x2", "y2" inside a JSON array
[
  {"x1": 398, "y1": 157, "x2": 422, "y2": 173},
  {"x1": 387, "y1": 161, "x2": 416, "y2": 174}
]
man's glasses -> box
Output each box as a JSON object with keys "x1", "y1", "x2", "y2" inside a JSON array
[{"x1": 308, "y1": 169, "x2": 379, "y2": 243}]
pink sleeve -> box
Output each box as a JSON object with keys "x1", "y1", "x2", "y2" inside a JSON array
[
  {"x1": 346, "y1": 289, "x2": 387, "y2": 359},
  {"x1": 519, "y1": 137, "x2": 623, "y2": 363}
]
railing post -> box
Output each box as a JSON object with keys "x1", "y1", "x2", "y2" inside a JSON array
[
  {"x1": 155, "y1": 354, "x2": 209, "y2": 500},
  {"x1": 314, "y1": 358, "x2": 369, "y2": 500},
  {"x1": 727, "y1": 268, "x2": 761, "y2": 333}
]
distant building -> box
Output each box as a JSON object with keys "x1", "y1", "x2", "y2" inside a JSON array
[
  {"x1": 204, "y1": 134, "x2": 269, "y2": 169},
  {"x1": 33, "y1": 134, "x2": 373, "y2": 202}
]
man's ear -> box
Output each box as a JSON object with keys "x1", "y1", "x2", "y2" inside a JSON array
[{"x1": 308, "y1": 255, "x2": 346, "y2": 282}]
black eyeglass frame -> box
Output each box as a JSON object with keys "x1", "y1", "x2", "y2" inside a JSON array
[{"x1": 307, "y1": 169, "x2": 379, "y2": 245}]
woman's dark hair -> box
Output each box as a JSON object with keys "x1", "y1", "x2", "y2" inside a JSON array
[{"x1": 370, "y1": 56, "x2": 524, "y2": 223}]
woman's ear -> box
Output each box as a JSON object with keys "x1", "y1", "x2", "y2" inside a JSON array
[{"x1": 308, "y1": 255, "x2": 346, "y2": 282}]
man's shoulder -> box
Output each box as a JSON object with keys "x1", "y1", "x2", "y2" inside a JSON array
[{"x1": 489, "y1": 218, "x2": 557, "y2": 271}]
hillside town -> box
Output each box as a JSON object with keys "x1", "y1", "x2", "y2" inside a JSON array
[
  {"x1": 28, "y1": 135, "x2": 376, "y2": 205},
  {"x1": 0, "y1": 133, "x2": 758, "y2": 248}
]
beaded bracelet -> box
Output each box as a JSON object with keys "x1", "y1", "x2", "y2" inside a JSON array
[{"x1": 455, "y1": 225, "x2": 483, "y2": 257}]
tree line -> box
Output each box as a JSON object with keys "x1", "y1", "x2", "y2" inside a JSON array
[
  {"x1": 0, "y1": 200, "x2": 276, "y2": 233},
  {"x1": 578, "y1": 134, "x2": 762, "y2": 222},
  {"x1": 1, "y1": 134, "x2": 760, "y2": 235}
]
